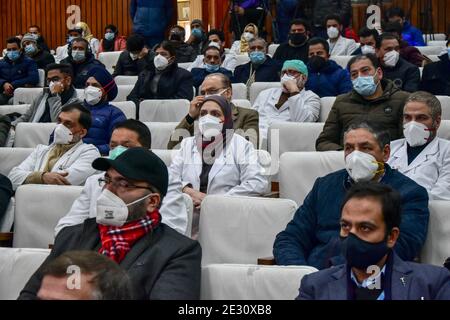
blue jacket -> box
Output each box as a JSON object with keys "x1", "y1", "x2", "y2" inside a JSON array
[
  {"x1": 130, "y1": 0, "x2": 173, "y2": 37},
  {"x1": 61, "y1": 53, "x2": 105, "y2": 89},
  {"x1": 306, "y1": 60, "x2": 353, "y2": 97},
  {"x1": 0, "y1": 54, "x2": 39, "y2": 89},
  {"x1": 273, "y1": 165, "x2": 429, "y2": 270},
  {"x1": 232, "y1": 57, "x2": 281, "y2": 84},
  {"x1": 298, "y1": 253, "x2": 450, "y2": 300},
  {"x1": 191, "y1": 67, "x2": 233, "y2": 92},
  {"x1": 402, "y1": 21, "x2": 425, "y2": 47},
  {"x1": 83, "y1": 101, "x2": 127, "y2": 155}
]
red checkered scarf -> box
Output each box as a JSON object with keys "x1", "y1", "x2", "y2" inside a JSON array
[{"x1": 98, "y1": 209, "x2": 161, "y2": 263}]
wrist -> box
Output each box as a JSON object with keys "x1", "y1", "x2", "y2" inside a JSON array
[{"x1": 186, "y1": 114, "x2": 196, "y2": 124}]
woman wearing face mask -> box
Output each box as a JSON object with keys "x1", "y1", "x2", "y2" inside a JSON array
[
  {"x1": 75, "y1": 21, "x2": 100, "y2": 57},
  {"x1": 127, "y1": 41, "x2": 194, "y2": 112},
  {"x1": 169, "y1": 95, "x2": 269, "y2": 238},
  {"x1": 97, "y1": 25, "x2": 126, "y2": 58},
  {"x1": 230, "y1": 23, "x2": 258, "y2": 55},
  {"x1": 82, "y1": 67, "x2": 126, "y2": 156}
]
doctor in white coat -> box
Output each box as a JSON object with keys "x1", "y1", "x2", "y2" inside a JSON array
[
  {"x1": 8, "y1": 103, "x2": 100, "y2": 190},
  {"x1": 169, "y1": 95, "x2": 269, "y2": 236},
  {"x1": 326, "y1": 14, "x2": 359, "y2": 56},
  {"x1": 388, "y1": 91, "x2": 450, "y2": 200}
]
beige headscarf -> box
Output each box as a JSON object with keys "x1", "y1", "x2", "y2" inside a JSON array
[
  {"x1": 240, "y1": 23, "x2": 259, "y2": 53},
  {"x1": 76, "y1": 21, "x2": 94, "y2": 42}
]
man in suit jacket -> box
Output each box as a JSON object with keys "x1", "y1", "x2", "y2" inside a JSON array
[
  {"x1": 19, "y1": 147, "x2": 201, "y2": 300},
  {"x1": 168, "y1": 73, "x2": 259, "y2": 149},
  {"x1": 298, "y1": 182, "x2": 450, "y2": 300}
]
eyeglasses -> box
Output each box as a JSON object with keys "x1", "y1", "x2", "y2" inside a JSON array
[
  {"x1": 199, "y1": 88, "x2": 228, "y2": 96},
  {"x1": 98, "y1": 177, "x2": 152, "y2": 191}
]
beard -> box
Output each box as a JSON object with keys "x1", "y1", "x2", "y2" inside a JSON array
[{"x1": 126, "y1": 199, "x2": 148, "y2": 222}]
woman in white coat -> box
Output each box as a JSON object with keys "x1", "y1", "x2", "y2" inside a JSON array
[{"x1": 169, "y1": 95, "x2": 269, "y2": 236}]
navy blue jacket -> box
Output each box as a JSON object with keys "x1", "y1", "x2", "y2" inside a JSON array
[
  {"x1": 191, "y1": 67, "x2": 233, "y2": 92},
  {"x1": 83, "y1": 101, "x2": 126, "y2": 155},
  {"x1": 420, "y1": 54, "x2": 450, "y2": 96},
  {"x1": 232, "y1": 57, "x2": 281, "y2": 84},
  {"x1": 0, "y1": 53, "x2": 39, "y2": 89},
  {"x1": 306, "y1": 59, "x2": 352, "y2": 97},
  {"x1": 273, "y1": 165, "x2": 429, "y2": 270},
  {"x1": 130, "y1": 0, "x2": 173, "y2": 37},
  {"x1": 298, "y1": 253, "x2": 450, "y2": 300},
  {"x1": 61, "y1": 53, "x2": 105, "y2": 89}
]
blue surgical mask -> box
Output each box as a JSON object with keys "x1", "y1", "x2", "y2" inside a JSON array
[
  {"x1": 108, "y1": 145, "x2": 128, "y2": 160},
  {"x1": 71, "y1": 50, "x2": 86, "y2": 62},
  {"x1": 352, "y1": 74, "x2": 378, "y2": 97},
  {"x1": 192, "y1": 28, "x2": 203, "y2": 38},
  {"x1": 104, "y1": 32, "x2": 115, "y2": 41},
  {"x1": 7, "y1": 50, "x2": 20, "y2": 61},
  {"x1": 205, "y1": 63, "x2": 220, "y2": 73},
  {"x1": 249, "y1": 51, "x2": 266, "y2": 65},
  {"x1": 25, "y1": 44, "x2": 37, "y2": 55},
  {"x1": 341, "y1": 233, "x2": 390, "y2": 269},
  {"x1": 67, "y1": 36, "x2": 75, "y2": 44},
  {"x1": 447, "y1": 47, "x2": 450, "y2": 58}
]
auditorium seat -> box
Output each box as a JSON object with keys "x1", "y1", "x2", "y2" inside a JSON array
[{"x1": 139, "y1": 99, "x2": 190, "y2": 122}]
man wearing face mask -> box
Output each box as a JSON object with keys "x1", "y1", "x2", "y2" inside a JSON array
[
  {"x1": 420, "y1": 39, "x2": 450, "y2": 96},
  {"x1": 168, "y1": 25, "x2": 196, "y2": 63},
  {"x1": 82, "y1": 67, "x2": 126, "y2": 156},
  {"x1": 351, "y1": 27, "x2": 379, "y2": 56},
  {"x1": 186, "y1": 19, "x2": 208, "y2": 56},
  {"x1": 388, "y1": 92, "x2": 450, "y2": 200},
  {"x1": 112, "y1": 34, "x2": 154, "y2": 78},
  {"x1": 325, "y1": 14, "x2": 358, "y2": 57},
  {"x1": 316, "y1": 54, "x2": 409, "y2": 151},
  {"x1": 376, "y1": 33, "x2": 420, "y2": 93},
  {"x1": 21, "y1": 33, "x2": 55, "y2": 70},
  {"x1": 298, "y1": 182, "x2": 449, "y2": 300},
  {"x1": 253, "y1": 59, "x2": 320, "y2": 143},
  {"x1": 306, "y1": 37, "x2": 352, "y2": 98},
  {"x1": 0, "y1": 37, "x2": 39, "y2": 105},
  {"x1": 19, "y1": 147, "x2": 201, "y2": 300},
  {"x1": 8, "y1": 103, "x2": 100, "y2": 190},
  {"x1": 55, "y1": 27, "x2": 83, "y2": 63},
  {"x1": 273, "y1": 19, "x2": 311, "y2": 65},
  {"x1": 232, "y1": 37, "x2": 281, "y2": 87},
  {"x1": 61, "y1": 38, "x2": 105, "y2": 89},
  {"x1": 275, "y1": 121, "x2": 429, "y2": 270}
]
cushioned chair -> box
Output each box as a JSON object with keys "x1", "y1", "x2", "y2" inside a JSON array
[
  {"x1": 178, "y1": 62, "x2": 192, "y2": 70},
  {"x1": 113, "y1": 85, "x2": 134, "y2": 102},
  {"x1": 427, "y1": 55, "x2": 440, "y2": 62},
  {"x1": 139, "y1": 99, "x2": 190, "y2": 122},
  {"x1": 145, "y1": 122, "x2": 179, "y2": 150},
  {"x1": 427, "y1": 40, "x2": 447, "y2": 47},
  {"x1": 416, "y1": 46, "x2": 445, "y2": 56},
  {"x1": 0, "y1": 147, "x2": 33, "y2": 176},
  {"x1": 0, "y1": 247, "x2": 50, "y2": 300},
  {"x1": 330, "y1": 56, "x2": 353, "y2": 69},
  {"x1": 437, "y1": 120, "x2": 450, "y2": 140},
  {"x1": 13, "y1": 185, "x2": 83, "y2": 248},
  {"x1": 37, "y1": 69, "x2": 45, "y2": 87},
  {"x1": 151, "y1": 149, "x2": 176, "y2": 167},
  {"x1": 423, "y1": 33, "x2": 447, "y2": 41},
  {"x1": 249, "y1": 82, "x2": 281, "y2": 104},
  {"x1": 98, "y1": 51, "x2": 121, "y2": 74},
  {"x1": 0, "y1": 104, "x2": 30, "y2": 116},
  {"x1": 201, "y1": 264, "x2": 317, "y2": 300},
  {"x1": 319, "y1": 97, "x2": 336, "y2": 122},
  {"x1": 198, "y1": 195, "x2": 298, "y2": 265},
  {"x1": 110, "y1": 101, "x2": 136, "y2": 119},
  {"x1": 231, "y1": 99, "x2": 252, "y2": 109},
  {"x1": 12, "y1": 88, "x2": 43, "y2": 105},
  {"x1": 279, "y1": 151, "x2": 344, "y2": 205},
  {"x1": 114, "y1": 75, "x2": 138, "y2": 86},
  {"x1": 268, "y1": 44, "x2": 280, "y2": 57},
  {"x1": 182, "y1": 193, "x2": 193, "y2": 238},
  {"x1": 231, "y1": 83, "x2": 247, "y2": 100},
  {"x1": 436, "y1": 96, "x2": 450, "y2": 121},
  {"x1": 14, "y1": 123, "x2": 56, "y2": 148},
  {"x1": 236, "y1": 54, "x2": 250, "y2": 67}
]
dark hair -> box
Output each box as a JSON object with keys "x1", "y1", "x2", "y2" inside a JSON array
[
  {"x1": 45, "y1": 63, "x2": 73, "y2": 79},
  {"x1": 6, "y1": 37, "x2": 21, "y2": 47},
  {"x1": 170, "y1": 25, "x2": 186, "y2": 39},
  {"x1": 126, "y1": 34, "x2": 145, "y2": 52},
  {"x1": 105, "y1": 24, "x2": 118, "y2": 34},
  {"x1": 41, "y1": 250, "x2": 133, "y2": 300},
  {"x1": 207, "y1": 29, "x2": 225, "y2": 42},
  {"x1": 347, "y1": 53, "x2": 380, "y2": 70},
  {"x1": 325, "y1": 14, "x2": 342, "y2": 26},
  {"x1": 376, "y1": 32, "x2": 400, "y2": 49},
  {"x1": 308, "y1": 37, "x2": 330, "y2": 54},
  {"x1": 204, "y1": 45, "x2": 221, "y2": 56},
  {"x1": 69, "y1": 37, "x2": 91, "y2": 55},
  {"x1": 289, "y1": 18, "x2": 310, "y2": 32},
  {"x1": 344, "y1": 121, "x2": 391, "y2": 150},
  {"x1": 386, "y1": 7, "x2": 405, "y2": 19},
  {"x1": 383, "y1": 21, "x2": 403, "y2": 35},
  {"x1": 154, "y1": 40, "x2": 176, "y2": 57},
  {"x1": 113, "y1": 119, "x2": 152, "y2": 149},
  {"x1": 61, "y1": 102, "x2": 92, "y2": 130},
  {"x1": 341, "y1": 182, "x2": 402, "y2": 234},
  {"x1": 29, "y1": 25, "x2": 41, "y2": 31},
  {"x1": 358, "y1": 27, "x2": 379, "y2": 40}
]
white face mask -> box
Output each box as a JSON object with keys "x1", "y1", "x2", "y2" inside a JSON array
[
  {"x1": 54, "y1": 123, "x2": 73, "y2": 145},
  {"x1": 281, "y1": 74, "x2": 296, "y2": 85},
  {"x1": 129, "y1": 52, "x2": 139, "y2": 61},
  {"x1": 199, "y1": 114, "x2": 223, "y2": 139},
  {"x1": 154, "y1": 54, "x2": 169, "y2": 70},
  {"x1": 383, "y1": 50, "x2": 400, "y2": 67},
  {"x1": 242, "y1": 32, "x2": 254, "y2": 42},
  {"x1": 208, "y1": 41, "x2": 221, "y2": 50},
  {"x1": 345, "y1": 150, "x2": 381, "y2": 182},
  {"x1": 404, "y1": 121, "x2": 431, "y2": 147},
  {"x1": 96, "y1": 188, "x2": 151, "y2": 227},
  {"x1": 327, "y1": 27, "x2": 340, "y2": 39},
  {"x1": 84, "y1": 86, "x2": 103, "y2": 105},
  {"x1": 361, "y1": 45, "x2": 376, "y2": 55}
]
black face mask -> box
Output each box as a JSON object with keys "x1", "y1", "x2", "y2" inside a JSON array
[
  {"x1": 308, "y1": 56, "x2": 327, "y2": 71},
  {"x1": 341, "y1": 233, "x2": 390, "y2": 270},
  {"x1": 289, "y1": 33, "x2": 307, "y2": 45}
]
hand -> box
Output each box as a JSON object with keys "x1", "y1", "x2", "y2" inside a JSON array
[
  {"x1": 139, "y1": 47, "x2": 149, "y2": 59},
  {"x1": 234, "y1": 5, "x2": 244, "y2": 15},
  {"x1": 189, "y1": 95, "x2": 205, "y2": 119},
  {"x1": 186, "y1": 34, "x2": 196, "y2": 44},
  {"x1": 42, "y1": 172, "x2": 71, "y2": 185},
  {"x1": 183, "y1": 187, "x2": 206, "y2": 209},
  {"x1": 51, "y1": 82, "x2": 65, "y2": 94},
  {"x1": 3, "y1": 83, "x2": 14, "y2": 95},
  {"x1": 282, "y1": 79, "x2": 300, "y2": 94}
]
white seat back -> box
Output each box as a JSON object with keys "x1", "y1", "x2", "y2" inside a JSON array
[
  {"x1": 0, "y1": 248, "x2": 50, "y2": 300},
  {"x1": 178, "y1": 62, "x2": 192, "y2": 70},
  {"x1": 249, "y1": 82, "x2": 281, "y2": 104},
  {"x1": 268, "y1": 44, "x2": 280, "y2": 57},
  {"x1": 14, "y1": 123, "x2": 56, "y2": 148},
  {"x1": 113, "y1": 85, "x2": 134, "y2": 102},
  {"x1": 114, "y1": 75, "x2": 138, "y2": 86},
  {"x1": 428, "y1": 55, "x2": 440, "y2": 62},
  {"x1": 436, "y1": 96, "x2": 450, "y2": 120},
  {"x1": 279, "y1": 151, "x2": 345, "y2": 205},
  {"x1": 13, "y1": 88, "x2": 43, "y2": 105},
  {"x1": 424, "y1": 33, "x2": 447, "y2": 41},
  {"x1": 151, "y1": 149, "x2": 176, "y2": 167},
  {"x1": 331, "y1": 56, "x2": 352, "y2": 69},
  {"x1": 139, "y1": 99, "x2": 189, "y2": 122},
  {"x1": 98, "y1": 52, "x2": 121, "y2": 74},
  {"x1": 0, "y1": 104, "x2": 30, "y2": 116},
  {"x1": 437, "y1": 120, "x2": 450, "y2": 140},
  {"x1": 13, "y1": 185, "x2": 83, "y2": 248},
  {"x1": 416, "y1": 46, "x2": 445, "y2": 56},
  {"x1": 201, "y1": 264, "x2": 317, "y2": 300},
  {"x1": 427, "y1": 40, "x2": 447, "y2": 47},
  {"x1": 319, "y1": 97, "x2": 336, "y2": 122},
  {"x1": 235, "y1": 54, "x2": 250, "y2": 67},
  {"x1": 183, "y1": 193, "x2": 193, "y2": 238},
  {"x1": 198, "y1": 195, "x2": 298, "y2": 265},
  {"x1": 0, "y1": 148, "x2": 33, "y2": 176},
  {"x1": 231, "y1": 99, "x2": 252, "y2": 109},
  {"x1": 145, "y1": 122, "x2": 179, "y2": 149},
  {"x1": 110, "y1": 101, "x2": 136, "y2": 119},
  {"x1": 231, "y1": 83, "x2": 247, "y2": 100},
  {"x1": 38, "y1": 69, "x2": 45, "y2": 87}
]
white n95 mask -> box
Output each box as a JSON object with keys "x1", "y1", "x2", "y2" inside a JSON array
[
  {"x1": 199, "y1": 114, "x2": 223, "y2": 140},
  {"x1": 154, "y1": 54, "x2": 169, "y2": 70},
  {"x1": 280, "y1": 74, "x2": 296, "y2": 84},
  {"x1": 345, "y1": 151, "x2": 382, "y2": 182},
  {"x1": 84, "y1": 86, "x2": 103, "y2": 105},
  {"x1": 54, "y1": 124, "x2": 73, "y2": 145},
  {"x1": 383, "y1": 50, "x2": 400, "y2": 67},
  {"x1": 404, "y1": 121, "x2": 431, "y2": 147}
]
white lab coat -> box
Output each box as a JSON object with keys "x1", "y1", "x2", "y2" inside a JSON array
[
  {"x1": 252, "y1": 87, "x2": 321, "y2": 141},
  {"x1": 169, "y1": 134, "x2": 269, "y2": 196},
  {"x1": 388, "y1": 137, "x2": 450, "y2": 200},
  {"x1": 55, "y1": 172, "x2": 189, "y2": 236},
  {"x1": 328, "y1": 36, "x2": 359, "y2": 56},
  {"x1": 8, "y1": 141, "x2": 100, "y2": 190},
  {"x1": 188, "y1": 53, "x2": 238, "y2": 72}
]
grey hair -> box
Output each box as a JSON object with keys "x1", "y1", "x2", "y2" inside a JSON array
[
  {"x1": 248, "y1": 37, "x2": 267, "y2": 49},
  {"x1": 344, "y1": 121, "x2": 391, "y2": 150},
  {"x1": 204, "y1": 73, "x2": 232, "y2": 89},
  {"x1": 404, "y1": 91, "x2": 442, "y2": 123}
]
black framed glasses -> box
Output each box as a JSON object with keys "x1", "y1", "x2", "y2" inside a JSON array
[{"x1": 98, "y1": 177, "x2": 152, "y2": 191}]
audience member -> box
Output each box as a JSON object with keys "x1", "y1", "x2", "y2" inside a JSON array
[
  {"x1": 28, "y1": 25, "x2": 50, "y2": 53},
  {"x1": 273, "y1": 19, "x2": 311, "y2": 64},
  {"x1": 112, "y1": 34, "x2": 154, "y2": 77},
  {"x1": 420, "y1": 40, "x2": 450, "y2": 96},
  {"x1": 386, "y1": 7, "x2": 425, "y2": 47},
  {"x1": 230, "y1": 23, "x2": 259, "y2": 55},
  {"x1": 352, "y1": 27, "x2": 379, "y2": 56},
  {"x1": 21, "y1": 33, "x2": 55, "y2": 70},
  {"x1": 186, "y1": 19, "x2": 208, "y2": 56},
  {"x1": 325, "y1": 14, "x2": 359, "y2": 56},
  {"x1": 74, "y1": 21, "x2": 100, "y2": 57},
  {"x1": 168, "y1": 25, "x2": 197, "y2": 63},
  {"x1": 97, "y1": 24, "x2": 127, "y2": 57}
]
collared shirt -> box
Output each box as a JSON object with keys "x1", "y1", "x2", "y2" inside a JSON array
[{"x1": 350, "y1": 265, "x2": 386, "y2": 300}]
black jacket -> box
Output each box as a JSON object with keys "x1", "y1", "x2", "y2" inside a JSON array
[
  {"x1": 18, "y1": 219, "x2": 202, "y2": 300},
  {"x1": 112, "y1": 50, "x2": 155, "y2": 77},
  {"x1": 420, "y1": 54, "x2": 450, "y2": 96},
  {"x1": 0, "y1": 173, "x2": 13, "y2": 222},
  {"x1": 31, "y1": 50, "x2": 55, "y2": 70},
  {"x1": 61, "y1": 53, "x2": 105, "y2": 89},
  {"x1": 382, "y1": 57, "x2": 420, "y2": 93},
  {"x1": 273, "y1": 42, "x2": 309, "y2": 65},
  {"x1": 0, "y1": 115, "x2": 11, "y2": 147},
  {"x1": 171, "y1": 41, "x2": 197, "y2": 63},
  {"x1": 232, "y1": 57, "x2": 281, "y2": 84}
]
